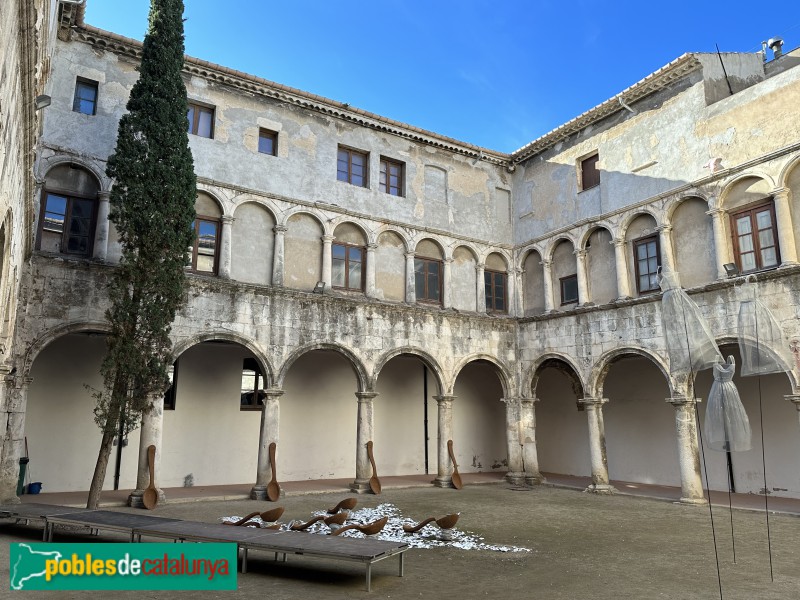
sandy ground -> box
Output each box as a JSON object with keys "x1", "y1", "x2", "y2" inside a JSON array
[{"x1": 1, "y1": 483, "x2": 798, "y2": 599}]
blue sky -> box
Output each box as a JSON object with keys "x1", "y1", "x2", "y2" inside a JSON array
[{"x1": 85, "y1": 1, "x2": 800, "y2": 153}]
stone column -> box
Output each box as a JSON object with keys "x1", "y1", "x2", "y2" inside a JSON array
[
  {"x1": 773, "y1": 187, "x2": 798, "y2": 265},
  {"x1": 442, "y1": 258, "x2": 453, "y2": 309},
  {"x1": 321, "y1": 234, "x2": 334, "y2": 288},
  {"x1": 475, "y1": 263, "x2": 486, "y2": 313},
  {"x1": 218, "y1": 215, "x2": 234, "y2": 279},
  {"x1": 433, "y1": 395, "x2": 456, "y2": 488},
  {"x1": 787, "y1": 394, "x2": 800, "y2": 430},
  {"x1": 93, "y1": 191, "x2": 111, "y2": 261},
  {"x1": 612, "y1": 239, "x2": 631, "y2": 299},
  {"x1": 502, "y1": 398, "x2": 524, "y2": 484},
  {"x1": 541, "y1": 259, "x2": 555, "y2": 312},
  {"x1": 574, "y1": 249, "x2": 590, "y2": 306},
  {"x1": 706, "y1": 208, "x2": 728, "y2": 279},
  {"x1": 506, "y1": 268, "x2": 518, "y2": 317},
  {"x1": 521, "y1": 397, "x2": 545, "y2": 485},
  {"x1": 251, "y1": 389, "x2": 283, "y2": 500},
  {"x1": 128, "y1": 397, "x2": 166, "y2": 507},
  {"x1": 0, "y1": 375, "x2": 32, "y2": 504},
  {"x1": 405, "y1": 252, "x2": 416, "y2": 303},
  {"x1": 350, "y1": 392, "x2": 378, "y2": 493},
  {"x1": 579, "y1": 397, "x2": 616, "y2": 494},
  {"x1": 272, "y1": 225, "x2": 287, "y2": 286},
  {"x1": 365, "y1": 243, "x2": 377, "y2": 298},
  {"x1": 658, "y1": 225, "x2": 677, "y2": 273},
  {"x1": 667, "y1": 396, "x2": 706, "y2": 504}
]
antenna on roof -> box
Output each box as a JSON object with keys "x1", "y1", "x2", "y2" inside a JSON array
[{"x1": 715, "y1": 43, "x2": 734, "y2": 97}]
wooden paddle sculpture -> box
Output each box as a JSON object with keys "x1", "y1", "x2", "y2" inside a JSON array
[
  {"x1": 142, "y1": 445, "x2": 159, "y2": 510},
  {"x1": 266, "y1": 442, "x2": 280, "y2": 501},
  {"x1": 291, "y1": 512, "x2": 349, "y2": 532},
  {"x1": 331, "y1": 516, "x2": 388, "y2": 537},
  {"x1": 225, "y1": 506, "x2": 285, "y2": 527},
  {"x1": 402, "y1": 513, "x2": 460, "y2": 533},
  {"x1": 327, "y1": 497, "x2": 358, "y2": 514},
  {"x1": 366, "y1": 441, "x2": 381, "y2": 494},
  {"x1": 447, "y1": 439, "x2": 463, "y2": 490},
  {"x1": 324, "y1": 512, "x2": 348, "y2": 527}
]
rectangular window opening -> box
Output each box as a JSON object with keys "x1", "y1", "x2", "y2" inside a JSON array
[
  {"x1": 560, "y1": 274, "x2": 578, "y2": 305},
  {"x1": 484, "y1": 269, "x2": 507, "y2": 312},
  {"x1": 73, "y1": 78, "x2": 98, "y2": 115},
  {"x1": 187, "y1": 102, "x2": 215, "y2": 138},
  {"x1": 258, "y1": 128, "x2": 278, "y2": 156},
  {"x1": 379, "y1": 157, "x2": 404, "y2": 196},
  {"x1": 633, "y1": 235, "x2": 661, "y2": 294},
  {"x1": 414, "y1": 257, "x2": 442, "y2": 305},
  {"x1": 579, "y1": 153, "x2": 600, "y2": 191},
  {"x1": 731, "y1": 200, "x2": 780, "y2": 273},
  {"x1": 337, "y1": 146, "x2": 368, "y2": 187}
]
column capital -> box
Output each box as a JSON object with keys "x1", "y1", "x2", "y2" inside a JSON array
[
  {"x1": 433, "y1": 394, "x2": 456, "y2": 405},
  {"x1": 540, "y1": 259, "x2": 552, "y2": 267},
  {"x1": 772, "y1": 186, "x2": 790, "y2": 199},
  {"x1": 443, "y1": 257, "x2": 453, "y2": 265},
  {"x1": 574, "y1": 249, "x2": 587, "y2": 259},
  {"x1": 322, "y1": 234, "x2": 335, "y2": 243},
  {"x1": 220, "y1": 215, "x2": 234, "y2": 224},
  {"x1": 475, "y1": 262, "x2": 485, "y2": 271},
  {"x1": 612, "y1": 238, "x2": 626, "y2": 247},
  {"x1": 355, "y1": 391, "x2": 378, "y2": 403},
  {"x1": 785, "y1": 394, "x2": 800, "y2": 409},
  {"x1": 705, "y1": 207, "x2": 726, "y2": 217},
  {"x1": 405, "y1": 251, "x2": 416, "y2": 260},
  {"x1": 97, "y1": 191, "x2": 111, "y2": 201},
  {"x1": 366, "y1": 242, "x2": 378, "y2": 251},
  {"x1": 273, "y1": 224, "x2": 288, "y2": 234},
  {"x1": 263, "y1": 388, "x2": 285, "y2": 400},
  {"x1": 657, "y1": 224, "x2": 673, "y2": 234},
  {"x1": 4, "y1": 375, "x2": 33, "y2": 389},
  {"x1": 666, "y1": 396, "x2": 701, "y2": 407},
  {"x1": 579, "y1": 397, "x2": 608, "y2": 407}
]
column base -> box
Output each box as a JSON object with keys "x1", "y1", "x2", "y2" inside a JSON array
[
  {"x1": 524, "y1": 473, "x2": 546, "y2": 486},
  {"x1": 505, "y1": 472, "x2": 526, "y2": 485},
  {"x1": 349, "y1": 479, "x2": 373, "y2": 494},
  {"x1": 584, "y1": 483, "x2": 617, "y2": 495},
  {"x1": 678, "y1": 496, "x2": 708, "y2": 506},
  {"x1": 250, "y1": 484, "x2": 286, "y2": 500},
  {"x1": 433, "y1": 476, "x2": 455, "y2": 489},
  {"x1": 128, "y1": 488, "x2": 166, "y2": 508},
  {"x1": 0, "y1": 495, "x2": 21, "y2": 506}
]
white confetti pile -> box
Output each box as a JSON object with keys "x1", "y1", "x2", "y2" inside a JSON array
[{"x1": 223, "y1": 503, "x2": 530, "y2": 553}]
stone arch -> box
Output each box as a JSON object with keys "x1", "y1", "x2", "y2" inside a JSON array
[
  {"x1": 526, "y1": 353, "x2": 586, "y2": 399},
  {"x1": 280, "y1": 207, "x2": 326, "y2": 232},
  {"x1": 451, "y1": 354, "x2": 512, "y2": 398},
  {"x1": 664, "y1": 192, "x2": 711, "y2": 222},
  {"x1": 521, "y1": 247, "x2": 545, "y2": 316},
  {"x1": 619, "y1": 209, "x2": 661, "y2": 240},
  {"x1": 371, "y1": 347, "x2": 445, "y2": 396},
  {"x1": 453, "y1": 243, "x2": 479, "y2": 262},
  {"x1": 412, "y1": 236, "x2": 445, "y2": 259},
  {"x1": 451, "y1": 244, "x2": 478, "y2": 311},
  {"x1": 718, "y1": 173, "x2": 775, "y2": 212},
  {"x1": 577, "y1": 221, "x2": 614, "y2": 250},
  {"x1": 284, "y1": 211, "x2": 325, "y2": 291},
  {"x1": 777, "y1": 152, "x2": 800, "y2": 188},
  {"x1": 331, "y1": 219, "x2": 369, "y2": 245},
  {"x1": 170, "y1": 331, "x2": 273, "y2": 386},
  {"x1": 670, "y1": 195, "x2": 716, "y2": 287},
  {"x1": 374, "y1": 229, "x2": 407, "y2": 302},
  {"x1": 376, "y1": 226, "x2": 411, "y2": 253},
  {"x1": 583, "y1": 225, "x2": 617, "y2": 305},
  {"x1": 590, "y1": 346, "x2": 672, "y2": 399},
  {"x1": 21, "y1": 321, "x2": 111, "y2": 377},
  {"x1": 277, "y1": 342, "x2": 368, "y2": 392},
  {"x1": 544, "y1": 235, "x2": 576, "y2": 262},
  {"x1": 41, "y1": 156, "x2": 108, "y2": 192},
  {"x1": 231, "y1": 200, "x2": 276, "y2": 285},
  {"x1": 483, "y1": 251, "x2": 509, "y2": 271}
]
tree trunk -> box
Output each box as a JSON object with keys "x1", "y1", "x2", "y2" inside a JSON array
[{"x1": 86, "y1": 429, "x2": 116, "y2": 509}]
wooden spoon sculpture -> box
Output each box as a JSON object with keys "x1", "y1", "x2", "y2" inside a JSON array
[
  {"x1": 331, "y1": 516, "x2": 388, "y2": 537},
  {"x1": 266, "y1": 442, "x2": 281, "y2": 501},
  {"x1": 142, "y1": 445, "x2": 159, "y2": 510},
  {"x1": 327, "y1": 497, "x2": 358, "y2": 514},
  {"x1": 225, "y1": 506, "x2": 285, "y2": 527},
  {"x1": 290, "y1": 515, "x2": 326, "y2": 531},
  {"x1": 447, "y1": 439, "x2": 463, "y2": 490},
  {"x1": 403, "y1": 513, "x2": 460, "y2": 533},
  {"x1": 290, "y1": 511, "x2": 349, "y2": 532},
  {"x1": 324, "y1": 512, "x2": 348, "y2": 527},
  {"x1": 366, "y1": 441, "x2": 381, "y2": 495}
]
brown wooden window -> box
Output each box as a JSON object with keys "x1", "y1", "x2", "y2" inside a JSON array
[
  {"x1": 258, "y1": 128, "x2": 278, "y2": 155},
  {"x1": 332, "y1": 242, "x2": 364, "y2": 291},
  {"x1": 337, "y1": 146, "x2": 368, "y2": 187},
  {"x1": 414, "y1": 257, "x2": 442, "y2": 304},
  {"x1": 485, "y1": 269, "x2": 507, "y2": 312},
  {"x1": 73, "y1": 78, "x2": 98, "y2": 115},
  {"x1": 240, "y1": 358, "x2": 265, "y2": 411},
  {"x1": 163, "y1": 362, "x2": 178, "y2": 410},
  {"x1": 731, "y1": 201, "x2": 780, "y2": 273},
  {"x1": 560, "y1": 274, "x2": 578, "y2": 304},
  {"x1": 380, "y1": 157, "x2": 404, "y2": 196},
  {"x1": 38, "y1": 192, "x2": 96, "y2": 257},
  {"x1": 580, "y1": 153, "x2": 600, "y2": 191},
  {"x1": 190, "y1": 216, "x2": 220, "y2": 274},
  {"x1": 633, "y1": 235, "x2": 661, "y2": 294},
  {"x1": 187, "y1": 102, "x2": 214, "y2": 138}
]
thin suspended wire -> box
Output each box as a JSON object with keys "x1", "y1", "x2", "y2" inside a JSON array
[
  {"x1": 754, "y1": 310, "x2": 775, "y2": 582},
  {"x1": 726, "y1": 455, "x2": 737, "y2": 563}
]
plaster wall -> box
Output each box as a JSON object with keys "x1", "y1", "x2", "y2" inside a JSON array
[
  {"x1": 284, "y1": 213, "x2": 322, "y2": 292},
  {"x1": 672, "y1": 198, "x2": 716, "y2": 287},
  {"x1": 586, "y1": 228, "x2": 616, "y2": 304},
  {"x1": 551, "y1": 240, "x2": 576, "y2": 307},
  {"x1": 230, "y1": 202, "x2": 274, "y2": 285},
  {"x1": 451, "y1": 247, "x2": 477, "y2": 312},
  {"x1": 522, "y1": 251, "x2": 545, "y2": 316},
  {"x1": 374, "y1": 231, "x2": 405, "y2": 302},
  {"x1": 788, "y1": 164, "x2": 800, "y2": 251}
]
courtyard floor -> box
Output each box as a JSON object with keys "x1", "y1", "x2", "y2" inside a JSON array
[{"x1": 1, "y1": 481, "x2": 799, "y2": 599}]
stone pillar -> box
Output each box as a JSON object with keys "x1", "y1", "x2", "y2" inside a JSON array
[
  {"x1": 218, "y1": 215, "x2": 234, "y2": 279},
  {"x1": 442, "y1": 258, "x2": 453, "y2": 309},
  {"x1": 612, "y1": 239, "x2": 631, "y2": 299},
  {"x1": 350, "y1": 392, "x2": 378, "y2": 493},
  {"x1": 502, "y1": 398, "x2": 524, "y2": 484},
  {"x1": 506, "y1": 268, "x2": 518, "y2": 317},
  {"x1": 658, "y1": 225, "x2": 677, "y2": 273},
  {"x1": 272, "y1": 225, "x2": 287, "y2": 286},
  {"x1": 579, "y1": 397, "x2": 616, "y2": 494},
  {"x1": 521, "y1": 397, "x2": 545, "y2": 485},
  {"x1": 0, "y1": 375, "x2": 32, "y2": 504},
  {"x1": 574, "y1": 249, "x2": 590, "y2": 306},
  {"x1": 251, "y1": 389, "x2": 283, "y2": 500},
  {"x1": 93, "y1": 191, "x2": 111, "y2": 261},
  {"x1": 787, "y1": 394, "x2": 800, "y2": 430},
  {"x1": 128, "y1": 397, "x2": 166, "y2": 507},
  {"x1": 475, "y1": 263, "x2": 486, "y2": 313},
  {"x1": 321, "y1": 234, "x2": 334, "y2": 288},
  {"x1": 541, "y1": 259, "x2": 555, "y2": 312},
  {"x1": 706, "y1": 208, "x2": 728, "y2": 279},
  {"x1": 405, "y1": 252, "x2": 416, "y2": 303},
  {"x1": 667, "y1": 396, "x2": 706, "y2": 504},
  {"x1": 773, "y1": 187, "x2": 798, "y2": 265},
  {"x1": 365, "y1": 243, "x2": 377, "y2": 298},
  {"x1": 433, "y1": 395, "x2": 456, "y2": 488}
]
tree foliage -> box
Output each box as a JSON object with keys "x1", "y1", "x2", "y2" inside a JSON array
[{"x1": 88, "y1": 0, "x2": 195, "y2": 506}]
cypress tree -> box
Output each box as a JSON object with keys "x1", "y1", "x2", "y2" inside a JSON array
[{"x1": 87, "y1": 0, "x2": 196, "y2": 509}]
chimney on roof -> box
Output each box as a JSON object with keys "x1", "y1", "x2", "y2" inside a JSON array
[{"x1": 768, "y1": 37, "x2": 784, "y2": 59}]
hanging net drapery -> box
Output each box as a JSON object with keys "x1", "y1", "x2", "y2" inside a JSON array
[
  {"x1": 659, "y1": 270, "x2": 722, "y2": 374},
  {"x1": 737, "y1": 277, "x2": 791, "y2": 376},
  {"x1": 704, "y1": 356, "x2": 752, "y2": 452}
]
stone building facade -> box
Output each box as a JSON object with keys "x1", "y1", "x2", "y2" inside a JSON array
[{"x1": 1, "y1": 1, "x2": 799, "y2": 505}]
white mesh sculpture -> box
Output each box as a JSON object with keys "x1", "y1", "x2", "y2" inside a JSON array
[
  {"x1": 704, "y1": 356, "x2": 752, "y2": 452},
  {"x1": 659, "y1": 270, "x2": 722, "y2": 374},
  {"x1": 737, "y1": 276, "x2": 791, "y2": 376}
]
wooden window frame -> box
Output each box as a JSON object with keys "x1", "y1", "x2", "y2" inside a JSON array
[
  {"x1": 331, "y1": 241, "x2": 365, "y2": 292},
  {"x1": 187, "y1": 101, "x2": 215, "y2": 138},
  {"x1": 73, "y1": 77, "x2": 98, "y2": 115},
  {"x1": 258, "y1": 128, "x2": 278, "y2": 156},
  {"x1": 337, "y1": 146, "x2": 369, "y2": 187},
  {"x1": 633, "y1": 235, "x2": 661, "y2": 294},
  {"x1": 240, "y1": 357, "x2": 265, "y2": 411},
  {"x1": 730, "y1": 199, "x2": 780, "y2": 274},
  {"x1": 414, "y1": 257, "x2": 443, "y2": 305},
  {"x1": 560, "y1": 274, "x2": 578, "y2": 305},
  {"x1": 484, "y1": 269, "x2": 508, "y2": 313},
  {"x1": 189, "y1": 215, "x2": 220, "y2": 275},
  {"x1": 379, "y1": 157, "x2": 405, "y2": 196},
  {"x1": 163, "y1": 361, "x2": 178, "y2": 410},
  {"x1": 37, "y1": 190, "x2": 97, "y2": 257},
  {"x1": 579, "y1": 152, "x2": 600, "y2": 191}
]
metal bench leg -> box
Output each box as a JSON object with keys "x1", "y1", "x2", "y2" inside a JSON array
[
  {"x1": 399, "y1": 552, "x2": 404, "y2": 577},
  {"x1": 366, "y1": 563, "x2": 372, "y2": 592},
  {"x1": 242, "y1": 548, "x2": 248, "y2": 573}
]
